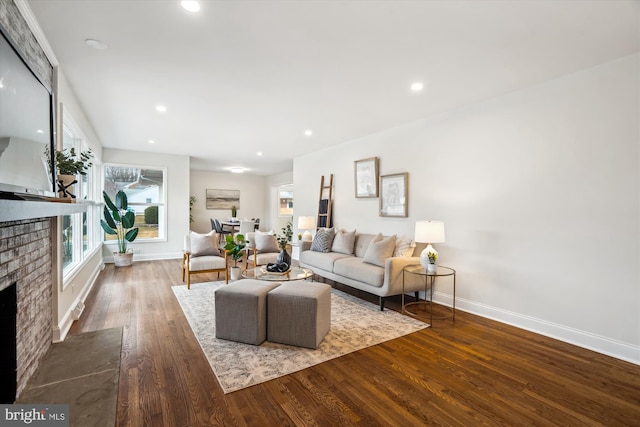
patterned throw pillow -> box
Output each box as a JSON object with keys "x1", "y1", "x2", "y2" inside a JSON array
[
  {"x1": 190, "y1": 230, "x2": 220, "y2": 257},
  {"x1": 331, "y1": 229, "x2": 356, "y2": 255},
  {"x1": 363, "y1": 234, "x2": 397, "y2": 267},
  {"x1": 311, "y1": 228, "x2": 335, "y2": 253}
]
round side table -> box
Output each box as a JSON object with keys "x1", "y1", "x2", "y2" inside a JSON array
[{"x1": 402, "y1": 264, "x2": 456, "y2": 323}]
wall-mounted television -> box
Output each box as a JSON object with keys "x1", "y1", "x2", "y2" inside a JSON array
[{"x1": 0, "y1": 23, "x2": 55, "y2": 199}]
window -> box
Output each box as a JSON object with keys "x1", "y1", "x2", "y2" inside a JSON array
[
  {"x1": 103, "y1": 165, "x2": 166, "y2": 241},
  {"x1": 60, "y1": 111, "x2": 101, "y2": 281},
  {"x1": 278, "y1": 184, "x2": 293, "y2": 217}
]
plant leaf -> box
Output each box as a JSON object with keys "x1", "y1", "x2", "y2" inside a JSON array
[
  {"x1": 115, "y1": 191, "x2": 128, "y2": 210},
  {"x1": 103, "y1": 191, "x2": 117, "y2": 212},
  {"x1": 103, "y1": 206, "x2": 117, "y2": 229},
  {"x1": 121, "y1": 210, "x2": 136, "y2": 228},
  {"x1": 100, "y1": 219, "x2": 117, "y2": 235},
  {"x1": 125, "y1": 228, "x2": 139, "y2": 242}
]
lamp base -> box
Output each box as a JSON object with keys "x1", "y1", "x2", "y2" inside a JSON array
[
  {"x1": 420, "y1": 244, "x2": 438, "y2": 271},
  {"x1": 302, "y1": 230, "x2": 312, "y2": 241}
]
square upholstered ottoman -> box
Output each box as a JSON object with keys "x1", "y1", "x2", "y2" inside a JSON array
[
  {"x1": 267, "y1": 282, "x2": 331, "y2": 349},
  {"x1": 214, "y1": 280, "x2": 281, "y2": 345}
]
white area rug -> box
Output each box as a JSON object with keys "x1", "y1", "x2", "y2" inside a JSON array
[{"x1": 172, "y1": 281, "x2": 429, "y2": 393}]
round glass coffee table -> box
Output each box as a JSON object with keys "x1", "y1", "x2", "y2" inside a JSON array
[{"x1": 242, "y1": 266, "x2": 314, "y2": 282}]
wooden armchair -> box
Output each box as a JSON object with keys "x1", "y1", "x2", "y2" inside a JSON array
[{"x1": 182, "y1": 231, "x2": 229, "y2": 289}]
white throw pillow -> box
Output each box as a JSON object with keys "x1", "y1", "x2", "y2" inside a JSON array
[
  {"x1": 254, "y1": 233, "x2": 279, "y2": 253},
  {"x1": 331, "y1": 229, "x2": 356, "y2": 255},
  {"x1": 363, "y1": 234, "x2": 396, "y2": 267},
  {"x1": 190, "y1": 230, "x2": 220, "y2": 257},
  {"x1": 394, "y1": 234, "x2": 415, "y2": 257}
]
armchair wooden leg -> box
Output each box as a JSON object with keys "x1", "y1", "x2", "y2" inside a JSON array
[{"x1": 187, "y1": 272, "x2": 191, "y2": 290}]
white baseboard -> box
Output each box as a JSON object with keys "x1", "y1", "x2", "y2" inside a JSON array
[
  {"x1": 53, "y1": 262, "x2": 102, "y2": 343},
  {"x1": 433, "y1": 291, "x2": 640, "y2": 365},
  {"x1": 103, "y1": 252, "x2": 182, "y2": 263}
]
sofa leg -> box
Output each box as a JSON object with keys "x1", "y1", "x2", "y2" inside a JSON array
[
  {"x1": 414, "y1": 291, "x2": 419, "y2": 301},
  {"x1": 379, "y1": 297, "x2": 385, "y2": 311}
]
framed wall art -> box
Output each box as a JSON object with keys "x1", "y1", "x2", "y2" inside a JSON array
[
  {"x1": 379, "y1": 173, "x2": 408, "y2": 217},
  {"x1": 354, "y1": 157, "x2": 379, "y2": 198},
  {"x1": 206, "y1": 189, "x2": 240, "y2": 210}
]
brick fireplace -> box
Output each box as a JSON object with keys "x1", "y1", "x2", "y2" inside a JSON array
[{"x1": 0, "y1": 218, "x2": 53, "y2": 401}]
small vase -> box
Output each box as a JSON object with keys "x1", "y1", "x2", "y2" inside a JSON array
[
  {"x1": 426, "y1": 263, "x2": 438, "y2": 273},
  {"x1": 276, "y1": 249, "x2": 291, "y2": 267},
  {"x1": 57, "y1": 174, "x2": 77, "y2": 199}
]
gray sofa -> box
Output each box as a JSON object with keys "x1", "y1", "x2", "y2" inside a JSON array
[{"x1": 299, "y1": 232, "x2": 425, "y2": 310}]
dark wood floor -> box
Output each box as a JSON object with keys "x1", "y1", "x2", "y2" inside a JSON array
[{"x1": 70, "y1": 259, "x2": 640, "y2": 426}]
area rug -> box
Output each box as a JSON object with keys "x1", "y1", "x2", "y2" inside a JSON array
[{"x1": 172, "y1": 281, "x2": 428, "y2": 393}]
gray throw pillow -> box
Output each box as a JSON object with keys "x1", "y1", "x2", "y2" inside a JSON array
[
  {"x1": 254, "y1": 233, "x2": 279, "y2": 253},
  {"x1": 311, "y1": 228, "x2": 335, "y2": 253},
  {"x1": 190, "y1": 230, "x2": 220, "y2": 257},
  {"x1": 331, "y1": 229, "x2": 356, "y2": 255},
  {"x1": 363, "y1": 234, "x2": 396, "y2": 267}
]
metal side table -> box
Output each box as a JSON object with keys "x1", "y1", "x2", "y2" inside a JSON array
[{"x1": 402, "y1": 264, "x2": 456, "y2": 323}]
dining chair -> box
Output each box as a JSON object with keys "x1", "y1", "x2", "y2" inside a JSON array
[
  {"x1": 253, "y1": 218, "x2": 260, "y2": 231},
  {"x1": 212, "y1": 219, "x2": 231, "y2": 244},
  {"x1": 238, "y1": 220, "x2": 255, "y2": 236}
]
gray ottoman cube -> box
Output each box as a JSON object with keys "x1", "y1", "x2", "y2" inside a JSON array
[
  {"x1": 267, "y1": 282, "x2": 331, "y2": 349},
  {"x1": 215, "y1": 280, "x2": 281, "y2": 345}
]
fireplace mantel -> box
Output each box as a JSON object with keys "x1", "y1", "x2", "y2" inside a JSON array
[{"x1": 0, "y1": 199, "x2": 87, "y2": 222}]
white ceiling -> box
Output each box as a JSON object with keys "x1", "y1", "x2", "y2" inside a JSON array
[{"x1": 26, "y1": 0, "x2": 639, "y2": 176}]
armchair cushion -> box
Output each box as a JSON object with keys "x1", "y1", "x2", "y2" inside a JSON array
[
  {"x1": 190, "y1": 230, "x2": 221, "y2": 257},
  {"x1": 189, "y1": 255, "x2": 226, "y2": 271},
  {"x1": 254, "y1": 233, "x2": 279, "y2": 253}
]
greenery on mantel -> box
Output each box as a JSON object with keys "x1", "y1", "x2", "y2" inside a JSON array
[{"x1": 47, "y1": 146, "x2": 94, "y2": 176}]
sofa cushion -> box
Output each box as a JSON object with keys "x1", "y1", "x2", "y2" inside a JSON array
[
  {"x1": 331, "y1": 229, "x2": 356, "y2": 255},
  {"x1": 353, "y1": 233, "x2": 376, "y2": 258},
  {"x1": 311, "y1": 228, "x2": 334, "y2": 253},
  {"x1": 300, "y1": 250, "x2": 351, "y2": 272},
  {"x1": 363, "y1": 234, "x2": 396, "y2": 267},
  {"x1": 190, "y1": 230, "x2": 220, "y2": 257},
  {"x1": 254, "y1": 233, "x2": 279, "y2": 253},
  {"x1": 333, "y1": 257, "x2": 384, "y2": 288}
]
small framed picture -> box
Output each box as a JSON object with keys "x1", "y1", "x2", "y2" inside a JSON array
[
  {"x1": 354, "y1": 157, "x2": 379, "y2": 198},
  {"x1": 379, "y1": 173, "x2": 408, "y2": 217}
]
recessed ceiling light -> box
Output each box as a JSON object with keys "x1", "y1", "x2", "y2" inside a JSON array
[
  {"x1": 304, "y1": 130, "x2": 313, "y2": 136},
  {"x1": 411, "y1": 82, "x2": 424, "y2": 92},
  {"x1": 85, "y1": 39, "x2": 108, "y2": 50},
  {"x1": 230, "y1": 167, "x2": 244, "y2": 174},
  {"x1": 148, "y1": 140, "x2": 155, "y2": 144},
  {"x1": 181, "y1": 1, "x2": 200, "y2": 12},
  {"x1": 36, "y1": 129, "x2": 44, "y2": 134},
  {"x1": 155, "y1": 105, "x2": 167, "y2": 112},
  {"x1": 256, "y1": 152, "x2": 263, "y2": 156}
]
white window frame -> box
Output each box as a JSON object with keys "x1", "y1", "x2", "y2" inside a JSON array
[{"x1": 102, "y1": 163, "x2": 168, "y2": 244}]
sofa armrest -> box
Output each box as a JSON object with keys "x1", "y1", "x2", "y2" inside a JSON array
[
  {"x1": 300, "y1": 241, "x2": 312, "y2": 252},
  {"x1": 384, "y1": 256, "x2": 423, "y2": 294}
]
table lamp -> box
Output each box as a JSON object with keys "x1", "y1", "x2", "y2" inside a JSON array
[
  {"x1": 414, "y1": 221, "x2": 445, "y2": 271},
  {"x1": 297, "y1": 216, "x2": 316, "y2": 241}
]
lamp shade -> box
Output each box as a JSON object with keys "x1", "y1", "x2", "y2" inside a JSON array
[
  {"x1": 414, "y1": 221, "x2": 445, "y2": 244},
  {"x1": 297, "y1": 216, "x2": 316, "y2": 230}
]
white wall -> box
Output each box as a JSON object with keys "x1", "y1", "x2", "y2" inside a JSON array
[
  {"x1": 190, "y1": 170, "x2": 266, "y2": 234},
  {"x1": 294, "y1": 54, "x2": 639, "y2": 363},
  {"x1": 102, "y1": 148, "x2": 190, "y2": 260}
]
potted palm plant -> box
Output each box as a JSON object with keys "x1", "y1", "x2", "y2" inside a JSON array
[
  {"x1": 224, "y1": 233, "x2": 246, "y2": 280},
  {"x1": 101, "y1": 190, "x2": 139, "y2": 267}
]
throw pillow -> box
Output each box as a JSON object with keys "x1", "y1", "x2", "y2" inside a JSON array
[
  {"x1": 363, "y1": 234, "x2": 397, "y2": 267},
  {"x1": 394, "y1": 234, "x2": 415, "y2": 257},
  {"x1": 311, "y1": 228, "x2": 335, "y2": 253},
  {"x1": 331, "y1": 228, "x2": 356, "y2": 255},
  {"x1": 254, "y1": 233, "x2": 279, "y2": 253},
  {"x1": 190, "y1": 230, "x2": 220, "y2": 257}
]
